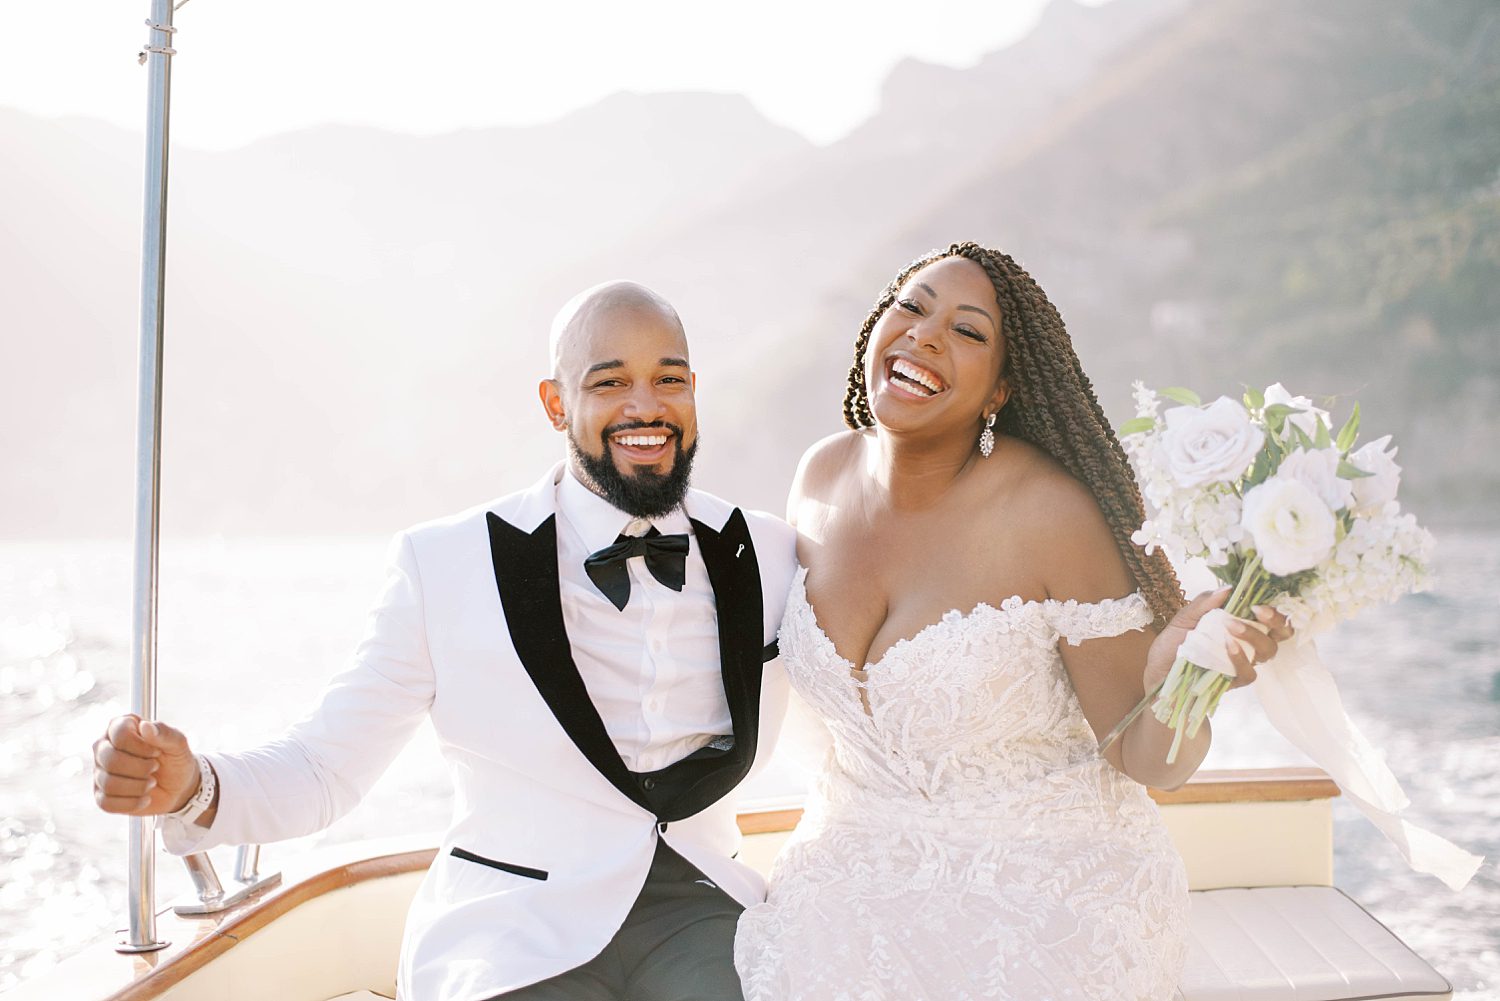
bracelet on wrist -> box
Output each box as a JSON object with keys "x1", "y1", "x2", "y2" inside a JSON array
[{"x1": 166, "y1": 754, "x2": 216, "y2": 825}]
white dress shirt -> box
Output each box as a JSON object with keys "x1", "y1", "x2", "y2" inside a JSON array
[{"x1": 554, "y1": 467, "x2": 728, "y2": 773}]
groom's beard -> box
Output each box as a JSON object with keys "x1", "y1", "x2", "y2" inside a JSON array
[{"x1": 569, "y1": 422, "x2": 698, "y2": 520}]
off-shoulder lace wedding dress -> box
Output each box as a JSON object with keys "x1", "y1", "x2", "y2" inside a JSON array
[{"x1": 735, "y1": 567, "x2": 1188, "y2": 1001}]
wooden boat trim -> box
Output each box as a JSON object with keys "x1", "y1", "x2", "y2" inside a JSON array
[
  {"x1": 738, "y1": 767, "x2": 1340, "y2": 834},
  {"x1": 1148, "y1": 767, "x2": 1339, "y2": 806},
  {"x1": 51, "y1": 767, "x2": 1338, "y2": 1001}
]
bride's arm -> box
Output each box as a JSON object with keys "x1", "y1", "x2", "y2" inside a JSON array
[{"x1": 1021, "y1": 472, "x2": 1283, "y2": 789}]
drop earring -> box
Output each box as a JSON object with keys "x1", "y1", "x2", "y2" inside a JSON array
[{"x1": 979, "y1": 413, "x2": 996, "y2": 458}]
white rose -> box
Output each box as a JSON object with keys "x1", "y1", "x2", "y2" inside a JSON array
[
  {"x1": 1241, "y1": 476, "x2": 1337, "y2": 575},
  {"x1": 1277, "y1": 446, "x2": 1353, "y2": 512},
  {"x1": 1177, "y1": 607, "x2": 1258, "y2": 677},
  {"x1": 1349, "y1": 435, "x2": 1401, "y2": 516},
  {"x1": 1160, "y1": 397, "x2": 1265, "y2": 489},
  {"x1": 1264, "y1": 383, "x2": 1330, "y2": 439}
]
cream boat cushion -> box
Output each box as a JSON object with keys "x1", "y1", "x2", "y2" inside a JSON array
[
  {"x1": 1179, "y1": 886, "x2": 1452, "y2": 1000},
  {"x1": 327, "y1": 887, "x2": 1452, "y2": 1001}
]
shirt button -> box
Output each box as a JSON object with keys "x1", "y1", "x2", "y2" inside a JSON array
[
  {"x1": 651, "y1": 639, "x2": 662, "y2": 652},
  {"x1": 642, "y1": 777, "x2": 657, "y2": 791}
]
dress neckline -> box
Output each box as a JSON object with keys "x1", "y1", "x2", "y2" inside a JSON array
[
  {"x1": 792, "y1": 565, "x2": 1044, "y2": 677},
  {"x1": 791, "y1": 566, "x2": 1149, "y2": 678}
]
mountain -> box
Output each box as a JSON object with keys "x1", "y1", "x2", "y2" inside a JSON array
[{"x1": 2, "y1": 0, "x2": 1496, "y2": 537}]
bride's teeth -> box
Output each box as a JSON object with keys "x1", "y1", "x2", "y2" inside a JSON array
[{"x1": 892, "y1": 359, "x2": 942, "y2": 394}]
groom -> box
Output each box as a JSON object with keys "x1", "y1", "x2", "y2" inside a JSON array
[{"x1": 91, "y1": 281, "x2": 798, "y2": 1001}]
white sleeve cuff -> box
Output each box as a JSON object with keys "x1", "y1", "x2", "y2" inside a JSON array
[{"x1": 156, "y1": 810, "x2": 213, "y2": 855}]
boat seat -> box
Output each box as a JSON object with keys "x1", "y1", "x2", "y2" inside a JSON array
[
  {"x1": 322, "y1": 887, "x2": 1450, "y2": 1001},
  {"x1": 1178, "y1": 886, "x2": 1451, "y2": 1000}
]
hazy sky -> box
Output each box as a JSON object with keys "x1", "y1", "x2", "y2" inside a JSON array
[{"x1": 20, "y1": 0, "x2": 1103, "y2": 150}]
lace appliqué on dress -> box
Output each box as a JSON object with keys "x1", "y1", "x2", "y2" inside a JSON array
[{"x1": 735, "y1": 569, "x2": 1188, "y2": 1001}]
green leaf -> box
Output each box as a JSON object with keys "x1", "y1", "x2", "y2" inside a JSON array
[
  {"x1": 1246, "y1": 451, "x2": 1272, "y2": 488},
  {"x1": 1338, "y1": 459, "x2": 1374, "y2": 479},
  {"x1": 1262, "y1": 403, "x2": 1299, "y2": 435},
  {"x1": 1313, "y1": 416, "x2": 1332, "y2": 450},
  {"x1": 1117, "y1": 416, "x2": 1156, "y2": 436},
  {"x1": 1244, "y1": 385, "x2": 1265, "y2": 411},
  {"x1": 1336, "y1": 403, "x2": 1360, "y2": 453},
  {"x1": 1291, "y1": 422, "x2": 1315, "y2": 450},
  {"x1": 1159, "y1": 386, "x2": 1202, "y2": 407}
]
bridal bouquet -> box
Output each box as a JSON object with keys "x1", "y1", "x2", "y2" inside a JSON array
[
  {"x1": 1117, "y1": 382, "x2": 1432, "y2": 762},
  {"x1": 1112, "y1": 382, "x2": 1481, "y2": 890}
]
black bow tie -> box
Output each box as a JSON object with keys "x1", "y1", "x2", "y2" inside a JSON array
[{"x1": 584, "y1": 527, "x2": 690, "y2": 611}]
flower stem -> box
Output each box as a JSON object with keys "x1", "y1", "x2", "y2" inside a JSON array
[
  {"x1": 1097, "y1": 677, "x2": 1165, "y2": 754},
  {"x1": 1225, "y1": 552, "x2": 1263, "y2": 617}
]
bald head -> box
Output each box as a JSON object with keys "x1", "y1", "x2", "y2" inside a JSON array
[{"x1": 549, "y1": 280, "x2": 685, "y2": 383}]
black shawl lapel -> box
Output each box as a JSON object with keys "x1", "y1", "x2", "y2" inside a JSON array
[
  {"x1": 485, "y1": 511, "x2": 650, "y2": 812},
  {"x1": 690, "y1": 509, "x2": 765, "y2": 788}
]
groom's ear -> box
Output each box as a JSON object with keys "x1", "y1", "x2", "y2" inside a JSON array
[{"x1": 539, "y1": 379, "x2": 568, "y2": 431}]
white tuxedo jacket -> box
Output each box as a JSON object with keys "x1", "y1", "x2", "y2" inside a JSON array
[{"x1": 172, "y1": 464, "x2": 798, "y2": 1000}]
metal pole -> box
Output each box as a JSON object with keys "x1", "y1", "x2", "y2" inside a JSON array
[{"x1": 118, "y1": 0, "x2": 177, "y2": 955}]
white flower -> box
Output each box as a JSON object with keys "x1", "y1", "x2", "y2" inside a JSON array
[
  {"x1": 1277, "y1": 446, "x2": 1353, "y2": 512},
  {"x1": 1275, "y1": 508, "x2": 1434, "y2": 634},
  {"x1": 1176, "y1": 607, "x2": 1255, "y2": 677},
  {"x1": 1241, "y1": 476, "x2": 1337, "y2": 575},
  {"x1": 1160, "y1": 397, "x2": 1265, "y2": 488},
  {"x1": 1183, "y1": 490, "x2": 1243, "y2": 565},
  {"x1": 1131, "y1": 380, "x2": 1160, "y2": 420},
  {"x1": 1349, "y1": 435, "x2": 1401, "y2": 516},
  {"x1": 1264, "y1": 383, "x2": 1330, "y2": 438}
]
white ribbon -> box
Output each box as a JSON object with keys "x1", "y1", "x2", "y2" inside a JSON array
[
  {"x1": 1252, "y1": 637, "x2": 1483, "y2": 891},
  {"x1": 1176, "y1": 607, "x2": 1251, "y2": 678}
]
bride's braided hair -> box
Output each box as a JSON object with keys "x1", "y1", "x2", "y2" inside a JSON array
[{"x1": 842, "y1": 242, "x2": 1184, "y2": 626}]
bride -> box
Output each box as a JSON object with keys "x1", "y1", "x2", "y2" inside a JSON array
[{"x1": 735, "y1": 243, "x2": 1292, "y2": 1000}]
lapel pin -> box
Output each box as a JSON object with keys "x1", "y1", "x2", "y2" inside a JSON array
[{"x1": 735, "y1": 544, "x2": 745, "y2": 558}]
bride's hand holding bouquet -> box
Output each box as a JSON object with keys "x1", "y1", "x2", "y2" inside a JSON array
[{"x1": 1140, "y1": 592, "x2": 1289, "y2": 704}]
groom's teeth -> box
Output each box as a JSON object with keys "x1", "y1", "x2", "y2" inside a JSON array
[{"x1": 616, "y1": 435, "x2": 669, "y2": 447}]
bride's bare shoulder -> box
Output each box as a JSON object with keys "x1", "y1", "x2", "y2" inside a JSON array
[
  {"x1": 1003, "y1": 441, "x2": 1096, "y2": 513},
  {"x1": 994, "y1": 438, "x2": 1135, "y2": 601},
  {"x1": 789, "y1": 430, "x2": 865, "y2": 509}
]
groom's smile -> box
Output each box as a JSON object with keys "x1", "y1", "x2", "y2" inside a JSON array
[{"x1": 608, "y1": 423, "x2": 675, "y2": 465}]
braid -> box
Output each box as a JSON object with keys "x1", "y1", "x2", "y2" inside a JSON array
[
  {"x1": 843, "y1": 242, "x2": 1184, "y2": 626},
  {"x1": 841, "y1": 269, "x2": 913, "y2": 429}
]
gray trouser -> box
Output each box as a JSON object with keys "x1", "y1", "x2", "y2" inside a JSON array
[{"x1": 491, "y1": 839, "x2": 745, "y2": 1001}]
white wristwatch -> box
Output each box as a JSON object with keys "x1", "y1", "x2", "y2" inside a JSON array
[{"x1": 166, "y1": 754, "x2": 216, "y2": 826}]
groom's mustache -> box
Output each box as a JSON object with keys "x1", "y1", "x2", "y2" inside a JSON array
[{"x1": 601, "y1": 421, "x2": 683, "y2": 441}]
